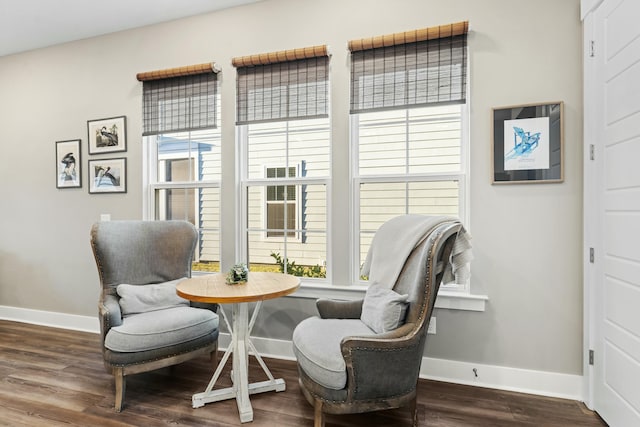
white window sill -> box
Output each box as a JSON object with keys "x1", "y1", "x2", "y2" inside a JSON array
[{"x1": 289, "y1": 281, "x2": 487, "y2": 312}]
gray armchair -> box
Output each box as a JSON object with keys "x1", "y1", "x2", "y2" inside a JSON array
[
  {"x1": 90, "y1": 220, "x2": 219, "y2": 412},
  {"x1": 292, "y1": 217, "x2": 464, "y2": 427}
]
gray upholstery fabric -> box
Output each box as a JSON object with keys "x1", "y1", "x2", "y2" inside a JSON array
[
  {"x1": 292, "y1": 218, "x2": 463, "y2": 424},
  {"x1": 116, "y1": 278, "x2": 189, "y2": 315},
  {"x1": 105, "y1": 306, "x2": 219, "y2": 352},
  {"x1": 292, "y1": 317, "x2": 375, "y2": 390},
  {"x1": 91, "y1": 220, "x2": 196, "y2": 290},
  {"x1": 316, "y1": 298, "x2": 363, "y2": 319},
  {"x1": 297, "y1": 365, "x2": 349, "y2": 404},
  {"x1": 90, "y1": 220, "x2": 220, "y2": 411},
  {"x1": 360, "y1": 285, "x2": 409, "y2": 333},
  {"x1": 101, "y1": 293, "x2": 123, "y2": 329},
  {"x1": 104, "y1": 332, "x2": 218, "y2": 366}
]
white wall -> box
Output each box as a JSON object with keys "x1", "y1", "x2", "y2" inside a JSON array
[{"x1": 0, "y1": 0, "x2": 583, "y2": 378}]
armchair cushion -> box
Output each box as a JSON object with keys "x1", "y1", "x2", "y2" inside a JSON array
[
  {"x1": 292, "y1": 317, "x2": 376, "y2": 390},
  {"x1": 116, "y1": 278, "x2": 189, "y2": 315},
  {"x1": 104, "y1": 306, "x2": 218, "y2": 352},
  {"x1": 360, "y1": 285, "x2": 409, "y2": 334}
]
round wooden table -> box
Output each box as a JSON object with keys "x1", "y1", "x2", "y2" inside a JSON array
[{"x1": 177, "y1": 272, "x2": 300, "y2": 423}]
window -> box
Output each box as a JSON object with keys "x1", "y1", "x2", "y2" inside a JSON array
[
  {"x1": 349, "y1": 22, "x2": 470, "y2": 290},
  {"x1": 266, "y1": 166, "x2": 298, "y2": 238},
  {"x1": 234, "y1": 46, "x2": 330, "y2": 279},
  {"x1": 138, "y1": 63, "x2": 222, "y2": 272},
  {"x1": 160, "y1": 157, "x2": 196, "y2": 223}
]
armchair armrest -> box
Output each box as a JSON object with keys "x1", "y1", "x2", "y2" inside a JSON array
[
  {"x1": 340, "y1": 323, "x2": 424, "y2": 400},
  {"x1": 316, "y1": 298, "x2": 363, "y2": 319},
  {"x1": 99, "y1": 294, "x2": 122, "y2": 336}
]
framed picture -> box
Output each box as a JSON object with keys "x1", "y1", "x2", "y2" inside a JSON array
[
  {"x1": 88, "y1": 157, "x2": 127, "y2": 194},
  {"x1": 56, "y1": 139, "x2": 82, "y2": 188},
  {"x1": 87, "y1": 116, "x2": 127, "y2": 154},
  {"x1": 492, "y1": 102, "x2": 564, "y2": 184}
]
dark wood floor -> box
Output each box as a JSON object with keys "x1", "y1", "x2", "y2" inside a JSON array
[{"x1": 0, "y1": 320, "x2": 606, "y2": 426}]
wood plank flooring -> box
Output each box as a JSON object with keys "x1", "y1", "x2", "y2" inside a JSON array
[{"x1": 0, "y1": 320, "x2": 606, "y2": 426}]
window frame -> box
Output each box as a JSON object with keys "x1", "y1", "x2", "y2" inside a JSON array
[
  {"x1": 347, "y1": 23, "x2": 473, "y2": 299},
  {"x1": 143, "y1": 127, "x2": 222, "y2": 268},
  {"x1": 144, "y1": 133, "x2": 223, "y2": 207},
  {"x1": 237, "y1": 121, "x2": 331, "y2": 281},
  {"x1": 350, "y1": 102, "x2": 471, "y2": 293}
]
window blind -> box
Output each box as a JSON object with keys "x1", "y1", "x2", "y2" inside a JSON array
[
  {"x1": 349, "y1": 21, "x2": 468, "y2": 114},
  {"x1": 137, "y1": 62, "x2": 219, "y2": 136},
  {"x1": 233, "y1": 45, "x2": 329, "y2": 125}
]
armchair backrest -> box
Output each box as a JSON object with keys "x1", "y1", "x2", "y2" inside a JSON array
[
  {"x1": 392, "y1": 220, "x2": 461, "y2": 334},
  {"x1": 90, "y1": 220, "x2": 198, "y2": 292}
]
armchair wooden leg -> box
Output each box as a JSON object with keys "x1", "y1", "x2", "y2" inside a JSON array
[
  {"x1": 410, "y1": 394, "x2": 418, "y2": 427},
  {"x1": 114, "y1": 367, "x2": 126, "y2": 412},
  {"x1": 314, "y1": 399, "x2": 325, "y2": 427}
]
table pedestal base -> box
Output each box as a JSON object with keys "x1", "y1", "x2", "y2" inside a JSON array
[
  {"x1": 193, "y1": 379, "x2": 286, "y2": 422},
  {"x1": 191, "y1": 302, "x2": 285, "y2": 423}
]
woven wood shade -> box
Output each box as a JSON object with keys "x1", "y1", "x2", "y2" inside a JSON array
[
  {"x1": 234, "y1": 45, "x2": 329, "y2": 125},
  {"x1": 349, "y1": 21, "x2": 468, "y2": 114},
  {"x1": 348, "y1": 21, "x2": 469, "y2": 52},
  {"x1": 136, "y1": 62, "x2": 220, "y2": 82},
  {"x1": 232, "y1": 45, "x2": 328, "y2": 68},
  {"x1": 141, "y1": 72, "x2": 218, "y2": 135}
]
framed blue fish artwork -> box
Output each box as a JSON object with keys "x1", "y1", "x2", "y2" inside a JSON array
[{"x1": 492, "y1": 102, "x2": 563, "y2": 184}]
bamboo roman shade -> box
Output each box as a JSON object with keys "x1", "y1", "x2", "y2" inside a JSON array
[
  {"x1": 233, "y1": 45, "x2": 329, "y2": 125},
  {"x1": 138, "y1": 62, "x2": 220, "y2": 136},
  {"x1": 349, "y1": 21, "x2": 468, "y2": 114}
]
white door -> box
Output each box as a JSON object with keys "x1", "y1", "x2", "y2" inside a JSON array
[{"x1": 590, "y1": 0, "x2": 640, "y2": 425}]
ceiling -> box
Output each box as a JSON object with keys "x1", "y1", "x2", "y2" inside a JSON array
[{"x1": 0, "y1": 0, "x2": 258, "y2": 57}]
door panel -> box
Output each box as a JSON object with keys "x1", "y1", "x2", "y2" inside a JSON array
[
  {"x1": 605, "y1": 257, "x2": 640, "y2": 290},
  {"x1": 604, "y1": 213, "x2": 640, "y2": 260},
  {"x1": 605, "y1": 140, "x2": 640, "y2": 188},
  {"x1": 604, "y1": 338, "x2": 640, "y2": 412},
  {"x1": 605, "y1": 277, "x2": 640, "y2": 338},
  {"x1": 605, "y1": 61, "x2": 640, "y2": 123}
]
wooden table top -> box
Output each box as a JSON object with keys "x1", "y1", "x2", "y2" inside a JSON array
[{"x1": 176, "y1": 272, "x2": 300, "y2": 304}]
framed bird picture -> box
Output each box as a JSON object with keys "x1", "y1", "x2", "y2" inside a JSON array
[
  {"x1": 87, "y1": 116, "x2": 127, "y2": 154},
  {"x1": 56, "y1": 139, "x2": 82, "y2": 189},
  {"x1": 88, "y1": 157, "x2": 127, "y2": 194}
]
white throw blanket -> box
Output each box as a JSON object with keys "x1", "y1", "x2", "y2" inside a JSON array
[{"x1": 361, "y1": 215, "x2": 472, "y2": 288}]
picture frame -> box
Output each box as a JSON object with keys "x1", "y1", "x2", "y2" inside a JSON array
[
  {"x1": 55, "y1": 139, "x2": 82, "y2": 189},
  {"x1": 492, "y1": 101, "x2": 564, "y2": 184},
  {"x1": 88, "y1": 157, "x2": 127, "y2": 194},
  {"x1": 87, "y1": 116, "x2": 127, "y2": 154}
]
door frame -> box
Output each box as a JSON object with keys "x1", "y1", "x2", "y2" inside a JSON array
[{"x1": 581, "y1": 0, "x2": 604, "y2": 411}]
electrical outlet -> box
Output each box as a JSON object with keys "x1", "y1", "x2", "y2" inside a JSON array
[
  {"x1": 427, "y1": 316, "x2": 436, "y2": 334},
  {"x1": 100, "y1": 213, "x2": 111, "y2": 221}
]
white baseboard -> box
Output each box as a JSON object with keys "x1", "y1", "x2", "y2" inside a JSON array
[
  {"x1": 419, "y1": 356, "x2": 583, "y2": 401},
  {"x1": 0, "y1": 306, "x2": 583, "y2": 402},
  {"x1": 0, "y1": 305, "x2": 100, "y2": 333}
]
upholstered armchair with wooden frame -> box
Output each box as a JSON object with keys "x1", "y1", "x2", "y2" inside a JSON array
[
  {"x1": 90, "y1": 220, "x2": 219, "y2": 412},
  {"x1": 293, "y1": 218, "x2": 464, "y2": 427}
]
